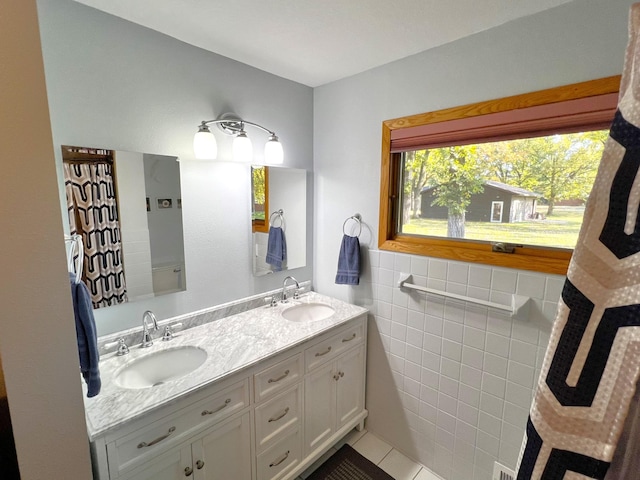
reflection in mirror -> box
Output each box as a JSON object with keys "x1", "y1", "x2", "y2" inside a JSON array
[
  {"x1": 62, "y1": 146, "x2": 186, "y2": 308},
  {"x1": 251, "y1": 166, "x2": 306, "y2": 276}
]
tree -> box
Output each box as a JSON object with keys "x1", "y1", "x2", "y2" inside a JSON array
[
  {"x1": 481, "y1": 131, "x2": 607, "y2": 215},
  {"x1": 403, "y1": 150, "x2": 430, "y2": 221},
  {"x1": 425, "y1": 146, "x2": 486, "y2": 237},
  {"x1": 251, "y1": 166, "x2": 266, "y2": 220},
  {"x1": 479, "y1": 141, "x2": 538, "y2": 191}
]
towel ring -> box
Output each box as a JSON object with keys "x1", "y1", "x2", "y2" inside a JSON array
[
  {"x1": 269, "y1": 209, "x2": 284, "y2": 227},
  {"x1": 343, "y1": 214, "x2": 362, "y2": 237}
]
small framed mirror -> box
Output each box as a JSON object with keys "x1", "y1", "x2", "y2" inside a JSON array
[{"x1": 251, "y1": 166, "x2": 306, "y2": 276}]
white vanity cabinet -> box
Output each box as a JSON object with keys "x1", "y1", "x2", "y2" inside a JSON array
[
  {"x1": 304, "y1": 339, "x2": 366, "y2": 453},
  {"x1": 90, "y1": 313, "x2": 367, "y2": 480},
  {"x1": 121, "y1": 412, "x2": 251, "y2": 480},
  {"x1": 189, "y1": 412, "x2": 252, "y2": 480}
]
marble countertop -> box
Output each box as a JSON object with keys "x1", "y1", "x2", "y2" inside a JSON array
[{"x1": 83, "y1": 292, "x2": 368, "y2": 440}]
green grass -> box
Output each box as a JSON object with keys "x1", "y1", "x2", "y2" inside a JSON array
[{"x1": 402, "y1": 206, "x2": 585, "y2": 248}]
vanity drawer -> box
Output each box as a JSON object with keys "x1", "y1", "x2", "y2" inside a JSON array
[
  {"x1": 256, "y1": 428, "x2": 302, "y2": 480},
  {"x1": 255, "y1": 383, "x2": 302, "y2": 453},
  {"x1": 305, "y1": 321, "x2": 364, "y2": 372},
  {"x1": 254, "y1": 353, "x2": 302, "y2": 402},
  {"x1": 107, "y1": 379, "x2": 249, "y2": 475}
]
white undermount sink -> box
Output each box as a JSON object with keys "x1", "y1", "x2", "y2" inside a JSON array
[
  {"x1": 281, "y1": 302, "x2": 336, "y2": 322},
  {"x1": 114, "y1": 346, "x2": 207, "y2": 389}
]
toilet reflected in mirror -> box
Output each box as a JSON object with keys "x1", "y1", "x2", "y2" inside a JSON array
[{"x1": 251, "y1": 166, "x2": 307, "y2": 276}]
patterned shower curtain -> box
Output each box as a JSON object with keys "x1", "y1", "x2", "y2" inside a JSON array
[
  {"x1": 517, "y1": 4, "x2": 640, "y2": 479},
  {"x1": 64, "y1": 162, "x2": 127, "y2": 308}
]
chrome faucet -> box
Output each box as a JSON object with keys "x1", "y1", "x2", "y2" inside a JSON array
[
  {"x1": 281, "y1": 276, "x2": 300, "y2": 303},
  {"x1": 141, "y1": 310, "x2": 159, "y2": 347}
]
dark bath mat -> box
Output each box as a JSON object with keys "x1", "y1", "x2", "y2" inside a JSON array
[{"x1": 306, "y1": 443, "x2": 395, "y2": 480}]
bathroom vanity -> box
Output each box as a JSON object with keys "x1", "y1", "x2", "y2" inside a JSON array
[{"x1": 85, "y1": 292, "x2": 368, "y2": 480}]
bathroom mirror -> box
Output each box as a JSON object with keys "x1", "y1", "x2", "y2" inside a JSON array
[
  {"x1": 62, "y1": 146, "x2": 186, "y2": 309},
  {"x1": 251, "y1": 166, "x2": 307, "y2": 276}
]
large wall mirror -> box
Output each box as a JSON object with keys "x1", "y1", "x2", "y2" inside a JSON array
[
  {"x1": 251, "y1": 166, "x2": 307, "y2": 276},
  {"x1": 62, "y1": 145, "x2": 186, "y2": 309}
]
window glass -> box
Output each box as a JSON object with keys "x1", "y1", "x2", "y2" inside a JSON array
[
  {"x1": 251, "y1": 166, "x2": 269, "y2": 233},
  {"x1": 399, "y1": 131, "x2": 608, "y2": 249}
]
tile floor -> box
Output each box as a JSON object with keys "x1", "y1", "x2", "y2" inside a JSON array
[{"x1": 297, "y1": 429, "x2": 443, "y2": 480}]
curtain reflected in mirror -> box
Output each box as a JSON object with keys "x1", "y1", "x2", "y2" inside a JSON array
[
  {"x1": 64, "y1": 147, "x2": 127, "y2": 308},
  {"x1": 251, "y1": 166, "x2": 306, "y2": 276},
  {"x1": 62, "y1": 146, "x2": 186, "y2": 308}
]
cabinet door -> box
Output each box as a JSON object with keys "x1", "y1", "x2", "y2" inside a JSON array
[
  {"x1": 193, "y1": 412, "x2": 252, "y2": 480},
  {"x1": 304, "y1": 362, "x2": 336, "y2": 454},
  {"x1": 120, "y1": 444, "x2": 191, "y2": 480},
  {"x1": 336, "y1": 345, "x2": 365, "y2": 430}
]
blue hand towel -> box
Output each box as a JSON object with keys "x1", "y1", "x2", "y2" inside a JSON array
[
  {"x1": 69, "y1": 273, "x2": 101, "y2": 397},
  {"x1": 266, "y1": 226, "x2": 287, "y2": 271},
  {"x1": 335, "y1": 235, "x2": 360, "y2": 285}
]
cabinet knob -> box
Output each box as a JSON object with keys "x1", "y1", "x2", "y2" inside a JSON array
[
  {"x1": 196, "y1": 459, "x2": 205, "y2": 470},
  {"x1": 184, "y1": 466, "x2": 193, "y2": 476}
]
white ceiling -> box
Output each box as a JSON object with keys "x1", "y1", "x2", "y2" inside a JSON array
[{"x1": 73, "y1": 0, "x2": 575, "y2": 87}]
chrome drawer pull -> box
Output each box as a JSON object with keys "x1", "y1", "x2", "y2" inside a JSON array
[
  {"x1": 268, "y1": 407, "x2": 290, "y2": 423},
  {"x1": 269, "y1": 450, "x2": 290, "y2": 467},
  {"x1": 315, "y1": 346, "x2": 332, "y2": 357},
  {"x1": 268, "y1": 370, "x2": 290, "y2": 383},
  {"x1": 342, "y1": 333, "x2": 357, "y2": 342},
  {"x1": 196, "y1": 460, "x2": 205, "y2": 470},
  {"x1": 137, "y1": 426, "x2": 176, "y2": 448},
  {"x1": 202, "y1": 398, "x2": 231, "y2": 416}
]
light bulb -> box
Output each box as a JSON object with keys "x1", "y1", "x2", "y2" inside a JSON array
[
  {"x1": 264, "y1": 134, "x2": 284, "y2": 164},
  {"x1": 232, "y1": 131, "x2": 253, "y2": 162},
  {"x1": 193, "y1": 124, "x2": 217, "y2": 160}
]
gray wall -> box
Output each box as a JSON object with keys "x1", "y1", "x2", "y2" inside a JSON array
[
  {"x1": 313, "y1": 0, "x2": 634, "y2": 478},
  {"x1": 37, "y1": 0, "x2": 314, "y2": 335}
]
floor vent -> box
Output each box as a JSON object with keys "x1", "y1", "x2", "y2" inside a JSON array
[{"x1": 493, "y1": 462, "x2": 515, "y2": 480}]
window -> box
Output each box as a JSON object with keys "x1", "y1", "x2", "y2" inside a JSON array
[
  {"x1": 251, "y1": 166, "x2": 269, "y2": 233},
  {"x1": 490, "y1": 201, "x2": 503, "y2": 223},
  {"x1": 379, "y1": 76, "x2": 620, "y2": 274},
  {"x1": 399, "y1": 130, "x2": 608, "y2": 248}
]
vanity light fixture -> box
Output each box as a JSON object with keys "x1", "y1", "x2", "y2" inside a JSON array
[{"x1": 193, "y1": 113, "x2": 283, "y2": 164}]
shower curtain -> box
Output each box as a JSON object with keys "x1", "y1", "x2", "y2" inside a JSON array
[
  {"x1": 516, "y1": 4, "x2": 640, "y2": 479},
  {"x1": 64, "y1": 162, "x2": 127, "y2": 308}
]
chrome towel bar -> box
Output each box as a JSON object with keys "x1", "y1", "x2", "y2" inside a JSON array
[{"x1": 398, "y1": 273, "x2": 531, "y2": 320}]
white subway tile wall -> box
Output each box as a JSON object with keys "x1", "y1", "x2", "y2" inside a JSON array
[{"x1": 363, "y1": 250, "x2": 562, "y2": 480}]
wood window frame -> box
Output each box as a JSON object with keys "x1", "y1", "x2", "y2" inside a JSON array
[{"x1": 378, "y1": 76, "x2": 621, "y2": 275}]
